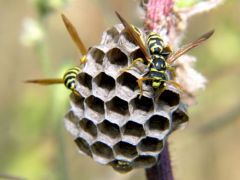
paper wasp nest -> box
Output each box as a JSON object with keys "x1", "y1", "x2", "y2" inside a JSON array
[{"x1": 64, "y1": 24, "x2": 189, "y2": 173}]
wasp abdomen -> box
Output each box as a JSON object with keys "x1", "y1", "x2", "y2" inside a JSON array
[
  {"x1": 63, "y1": 67, "x2": 80, "y2": 90},
  {"x1": 147, "y1": 32, "x2": 164, "y2": 55}
]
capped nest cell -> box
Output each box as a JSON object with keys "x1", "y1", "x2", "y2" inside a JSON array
[{"x1": 64, "y1": 24, "x2": 188, "y2": 173}]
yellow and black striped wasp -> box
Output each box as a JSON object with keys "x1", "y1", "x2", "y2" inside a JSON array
[
  {"x1": 116, "y1": 12, "x2": 214, "y2": 98},
  {"x1": 25, "y1": 14, "x2": 87, "y2": 96}
]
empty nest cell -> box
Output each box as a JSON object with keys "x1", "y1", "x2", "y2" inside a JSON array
[
  {"x1": 146, "y1": 115, "x2": 170, "y2": 133},
  {"x1": 133, "y1": 155, "x2": 156, "y2": 168},
  {"x1": 156, "y1": 88, "x2": 180, "y2": 107},
  {"x1": 172, "y1": 107, "x2": 189, "y2": 131},
  {"x1": 98, "y1": 120, "x2": 121, "y2": 139},
  {"x1": 131, "y1": 95, "x2": 154, "y2": 113},
  {"x1": 138, "y1": 137, "x2": 163, "y2": 152},
  {"x1": 93, "y1": 72, "x2": 115, "y2": 98},
  {"x1": 76, "y1": 72, "x2": 92, "y2": 96},
  {"x1": 88, "y1": 47, "x2": 105, "y2": 65},
  {"x1": 106, "y1": 48, "x2": 128, "y2": 67},
  {"x1": 130, "y1": 48, "x2": 148, "y2": 66},
  {"x1": 91, "y1": 141, "x2": 114, "y2": 160},
  {"x1": 122, "y1": 121, "x2": 145, "y2": 138},
  {"x1": 101, "y1": 27, "x2": 120, "y2": 44},
  {"x1": 106, "y1": 96, "x2": 129, "y2": 116},
  {"x1": 120, "y1": 31, "x2": 140, "y2": 50},
  {"x1": 65, "y1": 110, "x2": 80, "y2": 124},
  {"x1": 114, "y1": 141, "x2": 138, "y2": 159},
  {"x1": 70, "y1": 93, "x2": 84, "y2": 108},
  {"x1": 117, "y1": 72, "x2": 138, "y2": 92},
  {"x1": 85, "y1": 95, "x2": 105, "y2": 121},
  {"x1": 75, "y1": 137, "x2": 92, "y2": 157},
  {"x1": 79, "y1": 118, "x2": 97, "y2": 137}
]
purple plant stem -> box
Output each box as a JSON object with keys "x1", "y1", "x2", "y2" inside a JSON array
[
  {"x1": 145, "y1": 142, "x2": 174, "y2": 180},
  {"x1": 144, "y1": 1, "x2": 175, "y2": 180}
]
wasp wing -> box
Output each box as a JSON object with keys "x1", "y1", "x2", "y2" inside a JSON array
[
  {"x1": 61, "y1": 14, "x2": 87, "y2": 56},
  {"x1": 115, "y1": 12, "x2": 151, "y2": 62},
  {"x1": 167, "y1": 30, "x2": 214, "y2": 64},
  {"x1": 25, "y1": 78, "x2": 64, "y2": 85}
]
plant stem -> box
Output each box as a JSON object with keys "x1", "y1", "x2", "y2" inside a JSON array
[
  {"x1": 144, "y1": 0, "x2": 174, "y2": 179},
  {"x1": 145, "y1": 142, "x2": 174, "y2": 180}
]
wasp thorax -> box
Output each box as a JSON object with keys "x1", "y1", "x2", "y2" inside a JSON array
[
  {"x1": 64, "y1": 24, "x2": 188, "y2": 173},
  {"x1": 151, "y1": 56, "x2": 167, "y2": 70}
]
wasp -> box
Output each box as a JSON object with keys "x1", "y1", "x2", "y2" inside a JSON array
[
  {"x1": 116, "y1": 12, "x2": 214, "y2": 98},
  {"x1": 25, "y1": 14, "x2": 87, "y2": 96}
]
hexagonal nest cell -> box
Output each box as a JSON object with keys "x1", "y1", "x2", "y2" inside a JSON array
[
  {"x1": 120, "y1": 30, "x2": 141, "y2": 50},
  {"x1": 172, "y1": 105, "x2": 189, "y2": 131},
  {"x1": 117, "y1": 72, "x2": 138, "y2": 92},
  {"x1": 84, "y1": 95, "x2": 105, "y2": 122},
  {"x1": 64, "y1": 24, "x2": 188, "y2": 172},
  {"x1": 88, "y1": 47, "x2": 105, "y2": 65},
  {"x1": 130, "y1": 48, "x2": 148, "y2": 66},
  {"x1": 106, "y1": 96, "x2": 129, "y2": 116},
  {"x1": 79, "y1": 118, "x2": 97, "y2": 137},
  {"x1": 114, "y1": 141, "x2": 138, "y2": 159},
  {"x1": 122, "y1": 121, "x2": 145, "y2": 138},
  {"x1": 76, "y1": 72, "x2": 92, "y2": 97},
  {"x1": 101, "y1": 26, "x2": 121, "y2": 44},
  {"x1": 156, "y1": 88, "x2": 180, "y2": 107},
  {"x1": 133, "y1": 155, "x2": 157, "y2": 168},
  {"x1": 138, "y1": 137, "x2": 163, "y2": 153},
  {"x1": 107, "y1": 48, "x2": 128, "y2": 67},
  {"x1": 131, "y1": 95, "x2": 154, "y2": 113},
  {"x1": 93, "y1": 72, "x2": 115, "y2": 99},
  {"x1": 75, "y1": 137, "x2": 92, "y2": 157},
  {"x1": 91, "y1": 141, "x2": 114, "y2": 161},
  {"x1": 146, "y1": 115, "x2": 170, "y2": 133},
  {"x1": 98, "y1": 120, "x2": 121, "y2": 139}
]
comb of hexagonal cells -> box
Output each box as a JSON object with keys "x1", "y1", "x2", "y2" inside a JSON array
[{"x1": 64, "y1": 24, "x2": 189, "y2": 173}]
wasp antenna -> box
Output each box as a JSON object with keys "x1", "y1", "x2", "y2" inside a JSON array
[
  {"x1": 24, "y1": 79, "x2": 64, "y2": 85},
  {"x1": 202, "y1": 29, "x2": 215, "y2": 40},
  {"x1": 115, "y1": 11, "x2": 128, "y2": 26},
  {"x1": 61, "y1": 13, "x2": 87, "y2": 56},
  {"x1": 206, "y1": 29, "x2": 215, "y2": 38}
]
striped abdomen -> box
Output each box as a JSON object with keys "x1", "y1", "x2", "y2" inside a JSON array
[
  {"x1": 63, "y1": 67, "x2": 80, "y2": 90},
  {"x1": 147, "y1": 32, "x2": 164, "y2": 56}
]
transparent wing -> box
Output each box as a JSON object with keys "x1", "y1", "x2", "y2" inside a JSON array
[
  {"x1": 115, "y1": 11, "x2": 151, "y2": 62},
  {"x1": 61, "y1": 14, "x2": 87, "y2": 56},
  {"x1": 25, "y1": 78, "x2": 64, "y2": 85},
  {"x1": 167, "y1": 30, "x2": 214, "y2": 64}
]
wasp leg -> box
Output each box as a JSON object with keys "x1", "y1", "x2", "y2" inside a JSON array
[
  {"x1": 72, "y1": 90, "x2": 81, "y2": 97},
  {"x1": 155, "y1": 83, "x2": 167, "y2": 100},
  {"x1": 166, "y1": 65, "x2": 176, "y2": 80},
  {"x1": 80, "y1": 55, "x2": 87, "y2": 64},
  {"x1": 156, "y1": 80, "x2": 182, "y2": 100},
  {"x1": 120, "y1": 58, "x2": 144, "y2": 73},
  {"x1": 137, "y1": 77, "x2": 154, "y2": 99}
]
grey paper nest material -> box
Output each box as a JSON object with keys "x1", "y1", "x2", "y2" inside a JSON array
[{"x1": 64, "y1": 24, "x2": 189, "y2": 173}]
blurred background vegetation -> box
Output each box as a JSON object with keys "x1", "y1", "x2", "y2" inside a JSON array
[{"x1": 0, "y1": 0, "x2": 239, "y2": 180}]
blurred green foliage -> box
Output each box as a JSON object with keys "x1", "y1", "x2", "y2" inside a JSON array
[{"x1": 0, "y1": 0, "x2": 240, "y2": 180}]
